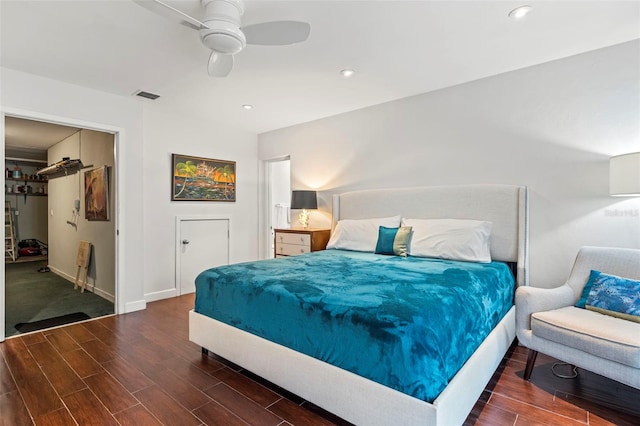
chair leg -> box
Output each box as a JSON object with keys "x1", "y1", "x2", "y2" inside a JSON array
[{"x1": 524, "y1": 349, "x2": 538, "y2": 380}]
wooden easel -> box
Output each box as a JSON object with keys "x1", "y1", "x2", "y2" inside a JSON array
[{"x1": 74, "y1": 240, "x2": 91, "y2": 293}]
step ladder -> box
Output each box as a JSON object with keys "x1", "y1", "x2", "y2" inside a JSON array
[
  {"x1": 74, "y1": 240, "x2": 91, "y2": 293},
  {"x1": 5, "y1": 201, "x2": 16, "y2": 262}
]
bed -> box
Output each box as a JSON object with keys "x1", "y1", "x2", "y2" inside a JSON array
[{"x1": 189, "y1": 184, "x2": 529, "y2": 425}]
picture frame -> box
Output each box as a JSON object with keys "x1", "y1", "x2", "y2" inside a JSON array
[
  {"x1": 84, "y1": 166, "x2": 110, "y2": 221},
  {"x1": 172, "y1": 154, "x2": 236, "y2": 202}
]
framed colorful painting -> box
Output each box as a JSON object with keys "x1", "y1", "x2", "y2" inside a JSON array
[
  {"x1": 172, "y1": 154, "x2": 236, "y2": 202},
  {"x1": 85, "y1": 166, "x2": 110, "y2": 221}
]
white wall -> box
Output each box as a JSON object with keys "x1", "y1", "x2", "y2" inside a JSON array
[
  {"x1": 259, "y1": 41, "x2": 640, "y2": 288},
  {"x1": 1, "y1": 67, "x2": 145, "y2": 317},
  {"x1": 142, "y1": 108, "x2": 258, "y2": 302},
  {"x1": 47, "y1": 130, "x2": 115, "y2": 301}
]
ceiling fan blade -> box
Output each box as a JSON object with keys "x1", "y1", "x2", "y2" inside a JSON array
[
  {"x1": 207, "y1": 52, "x2": 234, "y2": 77},
  {"x1": 243, "y1": 21, "x2": 310, "y2": 46},
  {"x1": 132, "y1": 0, "x2": 209, "y2": 30}
]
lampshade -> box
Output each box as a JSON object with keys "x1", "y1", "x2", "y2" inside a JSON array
[
  {"x1": 610, "y1": 152, "x2": 640, "y2": 197},
  {"x1": 291, "y1": 190, "x2": 318, "y2": 209}
]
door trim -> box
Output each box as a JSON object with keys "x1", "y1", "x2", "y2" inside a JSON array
[
  {"x1": 259, "y1": 156, "x2": 290, "y2": 260},
  {"x1": 175, "y1": 214, "x2": 231, "y2": 295},
  {"x1": 1, "y1": 107, "x2": 123, "y2": 342}
]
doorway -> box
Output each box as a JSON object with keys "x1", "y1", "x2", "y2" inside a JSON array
[
  {"x1": 3, "y1": 116, "x2": 117, "y2": 338},
  {"x1": 265, "y1": 158, "x2": 291, "y2": 259}
]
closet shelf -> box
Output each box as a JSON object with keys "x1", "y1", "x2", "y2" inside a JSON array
[
  {"x1": 6, "y1": 177, "x2": 48, "y2": 183},
  {"x1": 5, "y1": 192, "x2": 47, "y2": 197}
]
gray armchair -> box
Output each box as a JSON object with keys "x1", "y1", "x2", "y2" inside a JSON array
[{"x1": 515, "y1": 246, "x2": 640, "y2": 390}]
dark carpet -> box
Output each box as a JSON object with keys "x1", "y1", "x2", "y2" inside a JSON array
[
  {"x1": 5, "y1": 262, "x2": 114, "y2": 337},
  {"x1": 15, "y1": 312, "x2": 91, "y2": 333}
]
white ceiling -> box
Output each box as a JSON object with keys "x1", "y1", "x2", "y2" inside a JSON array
[
  {"x1": 4, "y1": 117, "x2": 80, "y2": 151},
  {"x1": 1, "y1": 0, "x2": 639, "y2": 137}
]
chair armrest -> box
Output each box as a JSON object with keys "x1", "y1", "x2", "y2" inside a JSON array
[{"x1": 515, "y1": 284, "x2": 575, "y2": 332}]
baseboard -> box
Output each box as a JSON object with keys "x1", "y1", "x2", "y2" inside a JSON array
[
  {"x1": 48, "y1": 265, "x2": 75, "y2": 283},
  {"x1": 92, "y1": 287, "x2": 115, "y2": 303},
  {"x1": 145, "y1": 288, "x2": 178, "y2": 303},
  {"x1": 124, "y1": 299, "x2": 146, "y2": 313},
  {"x1": 48, "y1": 266, "x2": 114, "y2": 303}
]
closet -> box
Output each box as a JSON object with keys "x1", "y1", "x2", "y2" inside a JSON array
[
  {"x1": 4, "y1": 117, "x2": 116, "y2": 338},
  {"x1": 4, "y1": 158, "x2": 49, "y2": 264}
]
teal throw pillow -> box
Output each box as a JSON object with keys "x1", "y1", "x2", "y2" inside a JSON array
[
  {"x1": 575, "y1": 269, "x2": 600, "y2": 308},
  {"x1": 584, "y1": 271, "x2": 640, "y2": 323},
  {"x1": 375, "y1": 226, "x2": 412, "y2": 257}
]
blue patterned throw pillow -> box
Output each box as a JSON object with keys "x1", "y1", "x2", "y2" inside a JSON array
[
  {"x1": 375, "y1": 226, "x2": 412, "y2": 257},
  {"x1": 575, "y1": 269, "x2": 600, "y2": 309},
  {"x1": 584, "y1": 271, "x2": 640, "y2": 323}
]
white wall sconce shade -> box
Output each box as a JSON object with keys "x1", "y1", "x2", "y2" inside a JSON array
[{"x1": 610, "y1": 152, "x2": 640, "y2": 196}]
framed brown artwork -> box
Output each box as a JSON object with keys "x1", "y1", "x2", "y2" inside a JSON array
[
  {"x1": 85, "y1": 166, "x2": 110, "y2": 221},
  {"x1": 172, "y1": 154, "x2": 236, "y2": 202}
]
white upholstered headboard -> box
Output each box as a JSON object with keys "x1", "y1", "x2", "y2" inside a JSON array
[{"x1": 332, "y1": 184, "x2": 529, "y2": 286}]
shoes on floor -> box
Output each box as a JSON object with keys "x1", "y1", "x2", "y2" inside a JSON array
[{"x1": 37, "y1": 267, "x2": 50, "y2": 273}]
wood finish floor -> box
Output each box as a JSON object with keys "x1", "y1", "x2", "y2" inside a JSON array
[{"x1": 1, "y1": 294, "x2": 639, "y2": 425}]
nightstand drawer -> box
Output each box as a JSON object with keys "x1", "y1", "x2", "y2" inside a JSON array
[
  {"x1": 273, "y1": 228, "x2": 330, "y2": 258},
  {"x1": 276, "y1": 242, "x2": 311, "y2": 256},
  {"x1": 276, "y1": 232, "x2": 311, "y2": 246}
]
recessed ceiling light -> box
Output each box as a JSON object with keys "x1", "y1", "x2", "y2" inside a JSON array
[
  {"x1": 508, "y1": 5, "x2": 532, "y2": 20},
  {"x1": 242, "y1": 104, "x2": 253, "y2": 110},
  {"x1": 340, "y1": 69, "x2": 355, "y2": 78}
]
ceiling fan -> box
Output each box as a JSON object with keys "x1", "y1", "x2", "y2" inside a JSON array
[{"x1": 134, "y1": 0, "x2": 311, "y2": 77}]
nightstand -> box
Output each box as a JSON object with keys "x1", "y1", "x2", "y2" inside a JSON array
[{"x1": 274, "y1": 228, "x2": 331, "y2": 258}]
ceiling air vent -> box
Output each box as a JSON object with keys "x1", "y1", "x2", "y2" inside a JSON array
[{"x1": 135, "y1": 90, "x2": 160, "y2": 100}]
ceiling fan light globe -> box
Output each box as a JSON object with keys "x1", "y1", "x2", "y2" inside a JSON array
[{"x1": 207, "y1": 52, "x2": 234, "y2": 77}]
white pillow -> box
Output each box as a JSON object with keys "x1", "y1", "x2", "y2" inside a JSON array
[
  {"x1": 327, "y1": 215, "x2": 402, "y2": 252},
  {"x1": 401, "y1": 218, "x2": 493, "y2": 263}
]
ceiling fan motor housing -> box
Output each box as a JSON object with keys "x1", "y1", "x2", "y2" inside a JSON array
[{"x1": 200, "y1": 0, "x2": 246, "y2": 55}]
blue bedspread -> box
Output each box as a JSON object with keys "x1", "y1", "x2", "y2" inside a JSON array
[{"x1": 194, "y1": 250, "x2": 514, "y2": 402}]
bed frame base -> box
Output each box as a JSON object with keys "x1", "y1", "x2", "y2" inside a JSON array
[{"x1": 190, "y1": 307, "x2": 516, "y2": 426}]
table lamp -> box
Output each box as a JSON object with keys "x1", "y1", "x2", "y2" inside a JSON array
[{"x1": 291, "y1": 190, "x2": 317, "y2": 228}]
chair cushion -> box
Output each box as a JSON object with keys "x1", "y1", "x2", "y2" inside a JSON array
[{"x1": 531, "y1": 306, "x2": 640, "y2": 368}]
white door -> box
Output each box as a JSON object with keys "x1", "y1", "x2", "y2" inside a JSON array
[
  {"x1": 267, "y1": 159, "x2": 291, "y2": 258},
  {"x1": 178, "y1": 218, "x2": 229, "y2": 295}
]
